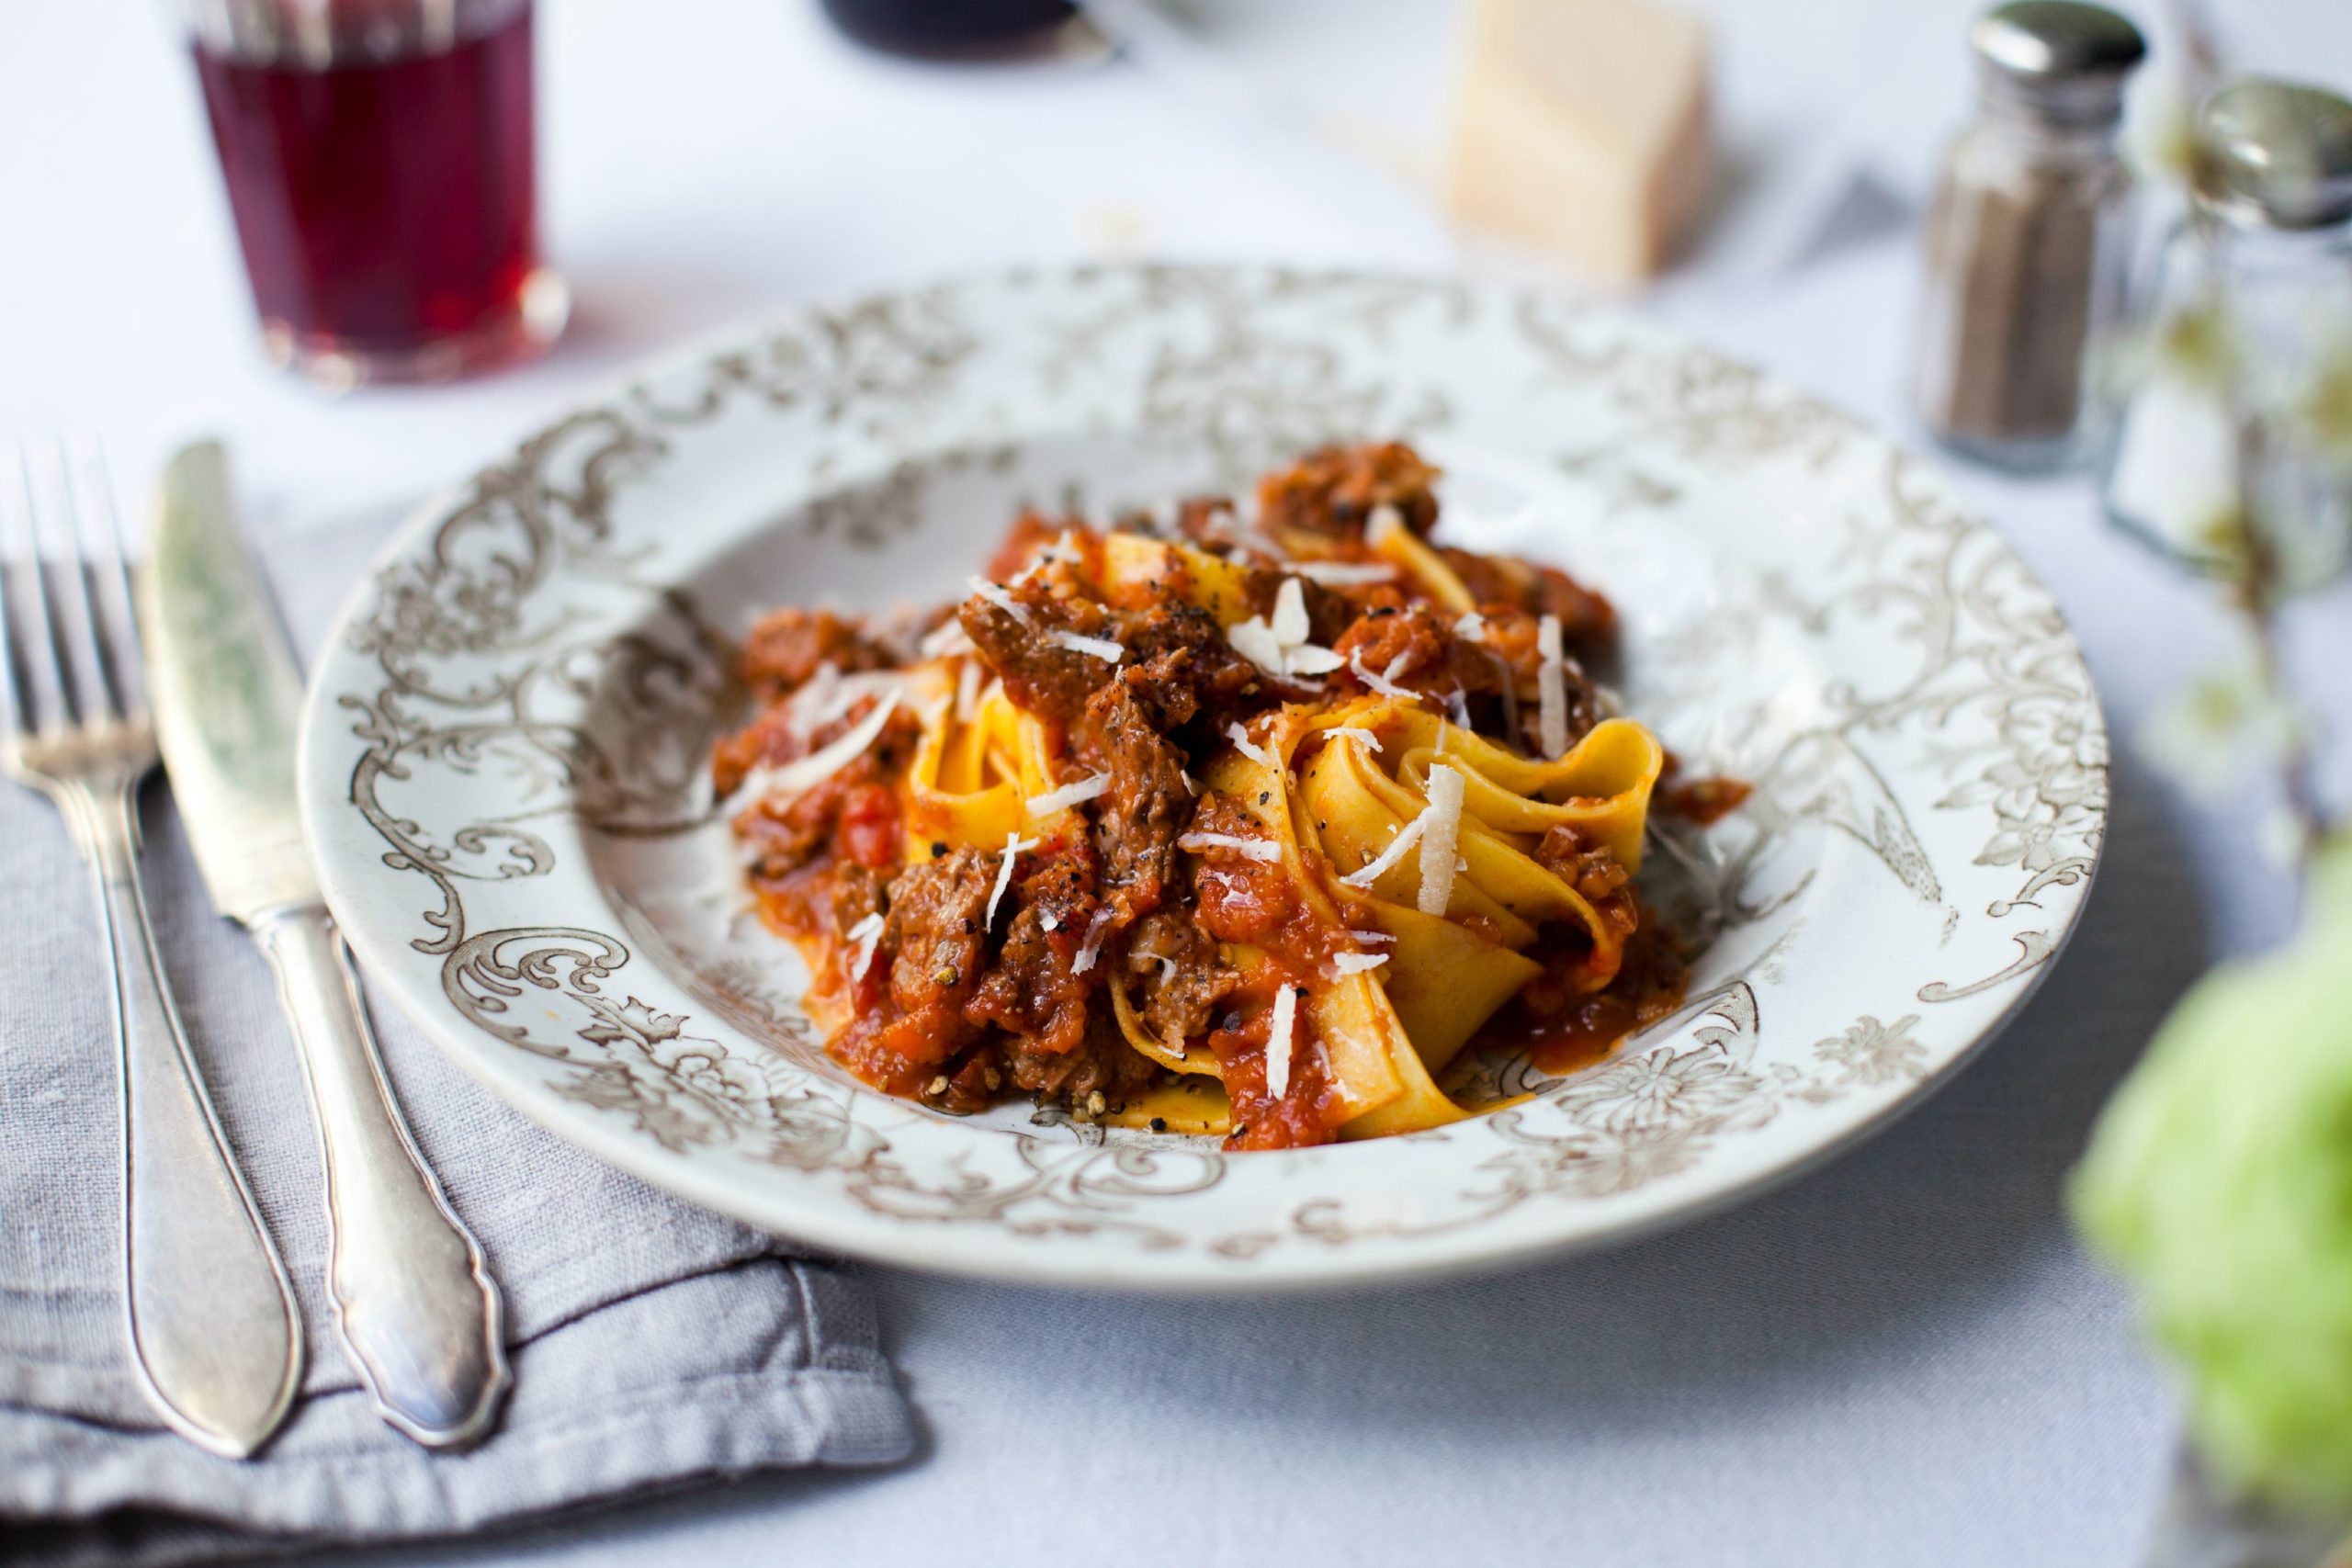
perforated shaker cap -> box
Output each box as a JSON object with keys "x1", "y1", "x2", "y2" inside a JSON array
[
  {"x1": 1970, "y1": 2, "x2": 2147, "y2": 126},
  {"x1": 2194, "y1": 79, "x2": 2352, "y2": 231}
]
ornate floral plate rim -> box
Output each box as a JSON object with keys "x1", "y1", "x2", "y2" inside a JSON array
[{"x1": 295, "y1": 263, "x2": 2108, "y2": 1291}]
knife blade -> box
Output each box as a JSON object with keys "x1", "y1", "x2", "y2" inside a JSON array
[
  {"x1": 141, "y1": 442, "x2": 512, "y2": 1450},
  {"x1": 144, "y1": 445, "x2": 318, "y2": 919}
]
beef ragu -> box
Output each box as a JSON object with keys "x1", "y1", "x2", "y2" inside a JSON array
[{"x1": 715, "y1": 442, "x2": 1738, "y2": 1151}]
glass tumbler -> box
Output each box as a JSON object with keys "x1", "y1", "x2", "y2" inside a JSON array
[{"x1": 185, "y1": 0, "x2": 567, "y2": 389}]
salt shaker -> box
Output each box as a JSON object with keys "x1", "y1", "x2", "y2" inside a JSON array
[
  {"x1": 1910, "y1": 2, "x2": 2146, "y2": 471},
  {"x1": 2102, "y1": 80, "x2": 2352, "y2": 591}
]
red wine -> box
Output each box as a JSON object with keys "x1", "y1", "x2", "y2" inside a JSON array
[
  {"x1": 819, "y1": 0, "x2": 1080, "y2": 58},
  {"x1": 193, "y1": 5, "x2": 553, "y2": 381}
]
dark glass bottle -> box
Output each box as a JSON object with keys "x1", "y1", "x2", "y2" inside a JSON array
[{"x1": 818, "y1": 0, "x2": 1080, "y2": 59}]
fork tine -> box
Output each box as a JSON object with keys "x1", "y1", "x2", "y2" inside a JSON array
[
  {"x1": 0, "y1": 444, "x2": 72, "y2": 737},
  {"x1": 63, "y1": 436, "x2": 146, "y2": 723},
  {"x1": 25, "y1": 440, "x2": 118, "y2": 727}
]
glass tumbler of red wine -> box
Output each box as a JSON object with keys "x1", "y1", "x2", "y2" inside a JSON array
[{"x1": 184, "y1": 0, "x2": 567, "y2": 389}]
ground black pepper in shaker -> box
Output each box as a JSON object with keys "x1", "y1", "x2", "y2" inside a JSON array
[{"x1": 1909, "y1": 1, "x2": 2146, "y2": 471}]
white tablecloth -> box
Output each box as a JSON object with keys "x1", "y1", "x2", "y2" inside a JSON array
[{"x1": 7, "y1": 2, "x2": 2348, "y2": 1563}]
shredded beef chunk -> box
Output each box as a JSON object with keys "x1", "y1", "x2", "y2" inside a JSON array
[
  {"x1": 1256, "y1": 442, "x2": 1442, "y2": 539},
  {"x1": 981, "y1": 509, "x2": 1085, "y2": 581},
  {"x1": 957, "y1": 581, "x2": 1122, "y2": 724},
  {"x1": 1125, "y1": 908, "x2": 1235, "y2": 1045},
  {"x1": 964, "y1": 838, "x2": 1102, "y2": 1066},
  {"x1": 740, "y1": 607, "x2": 899, "y2": 703},
  {"x1": 830, "y1": 863, "x2": 886, "y2": 941},
  {"x1": 968, "y1": 905, "x2": 1092, "y2": 1059},
  {"x1": 1006, "y1": 1010, "x2": 1161, "y2": 1107},
  {"x1": 733, "y1": 742, "x2": 903, "y2": 881},
  {"x1": 961, "y1": 580, "x2": 1267, "y2": 739},
  {"x1": 1113, "y1": 604, "x2": 1264, "y2": 736},
  {"x1": 884, "y1": 850, "x2": 993, "y2": 1016},
  {"x1": 1532, "y1": 826, "x2": 1639, "y2": 964},
  {"x1": 1439, "y1": 550, "x2": 1619, "y2": 654},
  {"x1": 832, "y1": 847, "x2": 995, "y2": 1089},
  {"x1": 1083, "y1": 683, "x2": 1198, "y2": 922},
  {"x1": 1332, "y1": 604, "x2": 1500, "y2": 700}
]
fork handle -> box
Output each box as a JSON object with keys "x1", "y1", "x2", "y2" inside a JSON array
[
  {"x1": 252, "y1": 902, "x2": 510, "y2": 1450},
  {"x1": 73, "y1": 777, "x2": 303, "y2": 1459}
]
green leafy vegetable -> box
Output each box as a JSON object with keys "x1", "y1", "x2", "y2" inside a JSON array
[{"x1": 2073, "y1": 836, "x2": 2352, "y2": 1509}]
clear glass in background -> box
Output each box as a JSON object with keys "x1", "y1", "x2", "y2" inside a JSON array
[
  {"x1": 2101, "y1": 79, "x2": 2352, "y2": 592},
  {"x1": 184, "y1": 0, "x2": 567, "y2": 390}
]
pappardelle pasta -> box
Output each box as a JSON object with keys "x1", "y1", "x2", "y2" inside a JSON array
[{"x1": 713, "y1": 442, "x2": 1737, "y2": 1150}]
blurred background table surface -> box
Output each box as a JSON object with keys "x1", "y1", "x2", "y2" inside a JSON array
[{"x1": 7, "y1": 1, "x2": 2352, "y2": 1564}]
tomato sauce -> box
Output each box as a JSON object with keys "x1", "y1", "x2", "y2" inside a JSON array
[{"x1": 1474, "y1": 920, "x2": 1690, "y2": 1076}]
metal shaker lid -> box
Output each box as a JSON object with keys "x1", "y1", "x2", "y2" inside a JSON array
[
  {"x1": 2195, "y1": 79, "x2": 2352, "y2": 231},
  {"x1": 1970, "y1": 2, "x2": 2147, "y2": 125}
]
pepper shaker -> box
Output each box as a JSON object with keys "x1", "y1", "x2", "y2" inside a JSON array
[
  {"x1": 2102, "y1": 80, "x2": 2352, "y2": 591},
  {"x1": 1909, "y1": 2, "x2": 2147, "y2": 471}
]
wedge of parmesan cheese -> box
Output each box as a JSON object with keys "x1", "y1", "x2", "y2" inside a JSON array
[{"x1": 1444, "y1": 0, "x2": 1715, "y2": 284}]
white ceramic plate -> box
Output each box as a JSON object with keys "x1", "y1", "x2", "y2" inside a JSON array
[{"x1": 298, "y1": 265, "x2": 2107, "y2": 1290}]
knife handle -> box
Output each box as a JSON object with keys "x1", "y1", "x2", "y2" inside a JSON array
[
  {"x1": 254, "y1": 902, "x2": 510, "y2": 1450},
  {"x1": 76, "y1": 777, "x2": 303, "y2": 1459}
]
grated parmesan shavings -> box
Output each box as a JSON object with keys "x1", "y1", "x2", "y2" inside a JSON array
[
  {"x1": 844, "y1": 912, "x2": 886, "y2": 979},
  {"x1": 1072, "y1": 907, "x2": 1115, "y2": 974},
  {"x1": 1347, "y1": 929, "x2": 1396, "y2": 945},
  {"x1": 1291, "y1": 559, "x2": 1397, "y2": 586},
  {"x1": 985, "y1": 830, "x2": 1041, "y2": 930},
  {"x1": 1537, "y1": 614, "x2": 1568, "y2": 758},
  {"x1": 919, "y1": 619, "x2": 975, "y2": 659},
  {"x1": 1025, "y1": 773, "x2": 1112, "y2": 815},
  {"x1": 1340, "y1": 812, "x2": 1429, "y2": 888},
  {"x1": 793, "y1": 661, "x2": 843, "y2": 728},
  {"x1": 1453, "y1": 611, "x2": 1487, "y2": 642},
  {"x1": 1266, "y1": 985, "x2": 1297, "y2": 1099},
  {"x1": 1418, "y1": 764, "x2": 1466, "y2": 916},
  {"x1": 1179, "y1": 830, "x2": 1282, "y2": 863},
  {"x1": 956, "y1": 658, "x2": 982, "y2": 722},
  {"x1": 790, "y1": 667, "x2": 908, "y2": 739},
  {"x1": 1349, "y1": 651, "x2": 1415, "y2": 700},
  {"x1": 1228, "y1": 580, "x2": 1341, "y2": 682},
  {"x1": 1326, "y1": 726, "x2": 1383, "y2": 754},
  {"x1": 1226, "y1": 722, "x2": 1274, "y2": 770},
  {"x1": 967, "y1": 576, "x2": 1029, "y2": 624},
  {"x1": 1051, "y1": 629, "x2": 1125, "y2": 663},
  {"x1": 1332, "y1": 951, "x2": 1388, "y2": 975},
  {"x1": 739, "y1": 693, "x2": 900, "y2": 800},
  {"x1": 1271, "y1": 578, "x2": 1310, "y2": 645},
  {"x1": 1227, "y1": 615, "x2": 1287, "y2": 676}
]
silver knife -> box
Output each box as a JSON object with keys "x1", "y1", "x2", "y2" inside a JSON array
[{"x1": 141, "y1": 442, "x2": 510, "y2": 1450}]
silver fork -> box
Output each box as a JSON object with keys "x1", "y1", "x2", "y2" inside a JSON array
[{"x1": 0, "y1": 439, "x2": 303, "y2": 1459}]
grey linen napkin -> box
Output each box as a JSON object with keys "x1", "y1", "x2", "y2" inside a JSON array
[{"x1": 0, "y1": 501, "x2": 913, "y2": 1564}]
